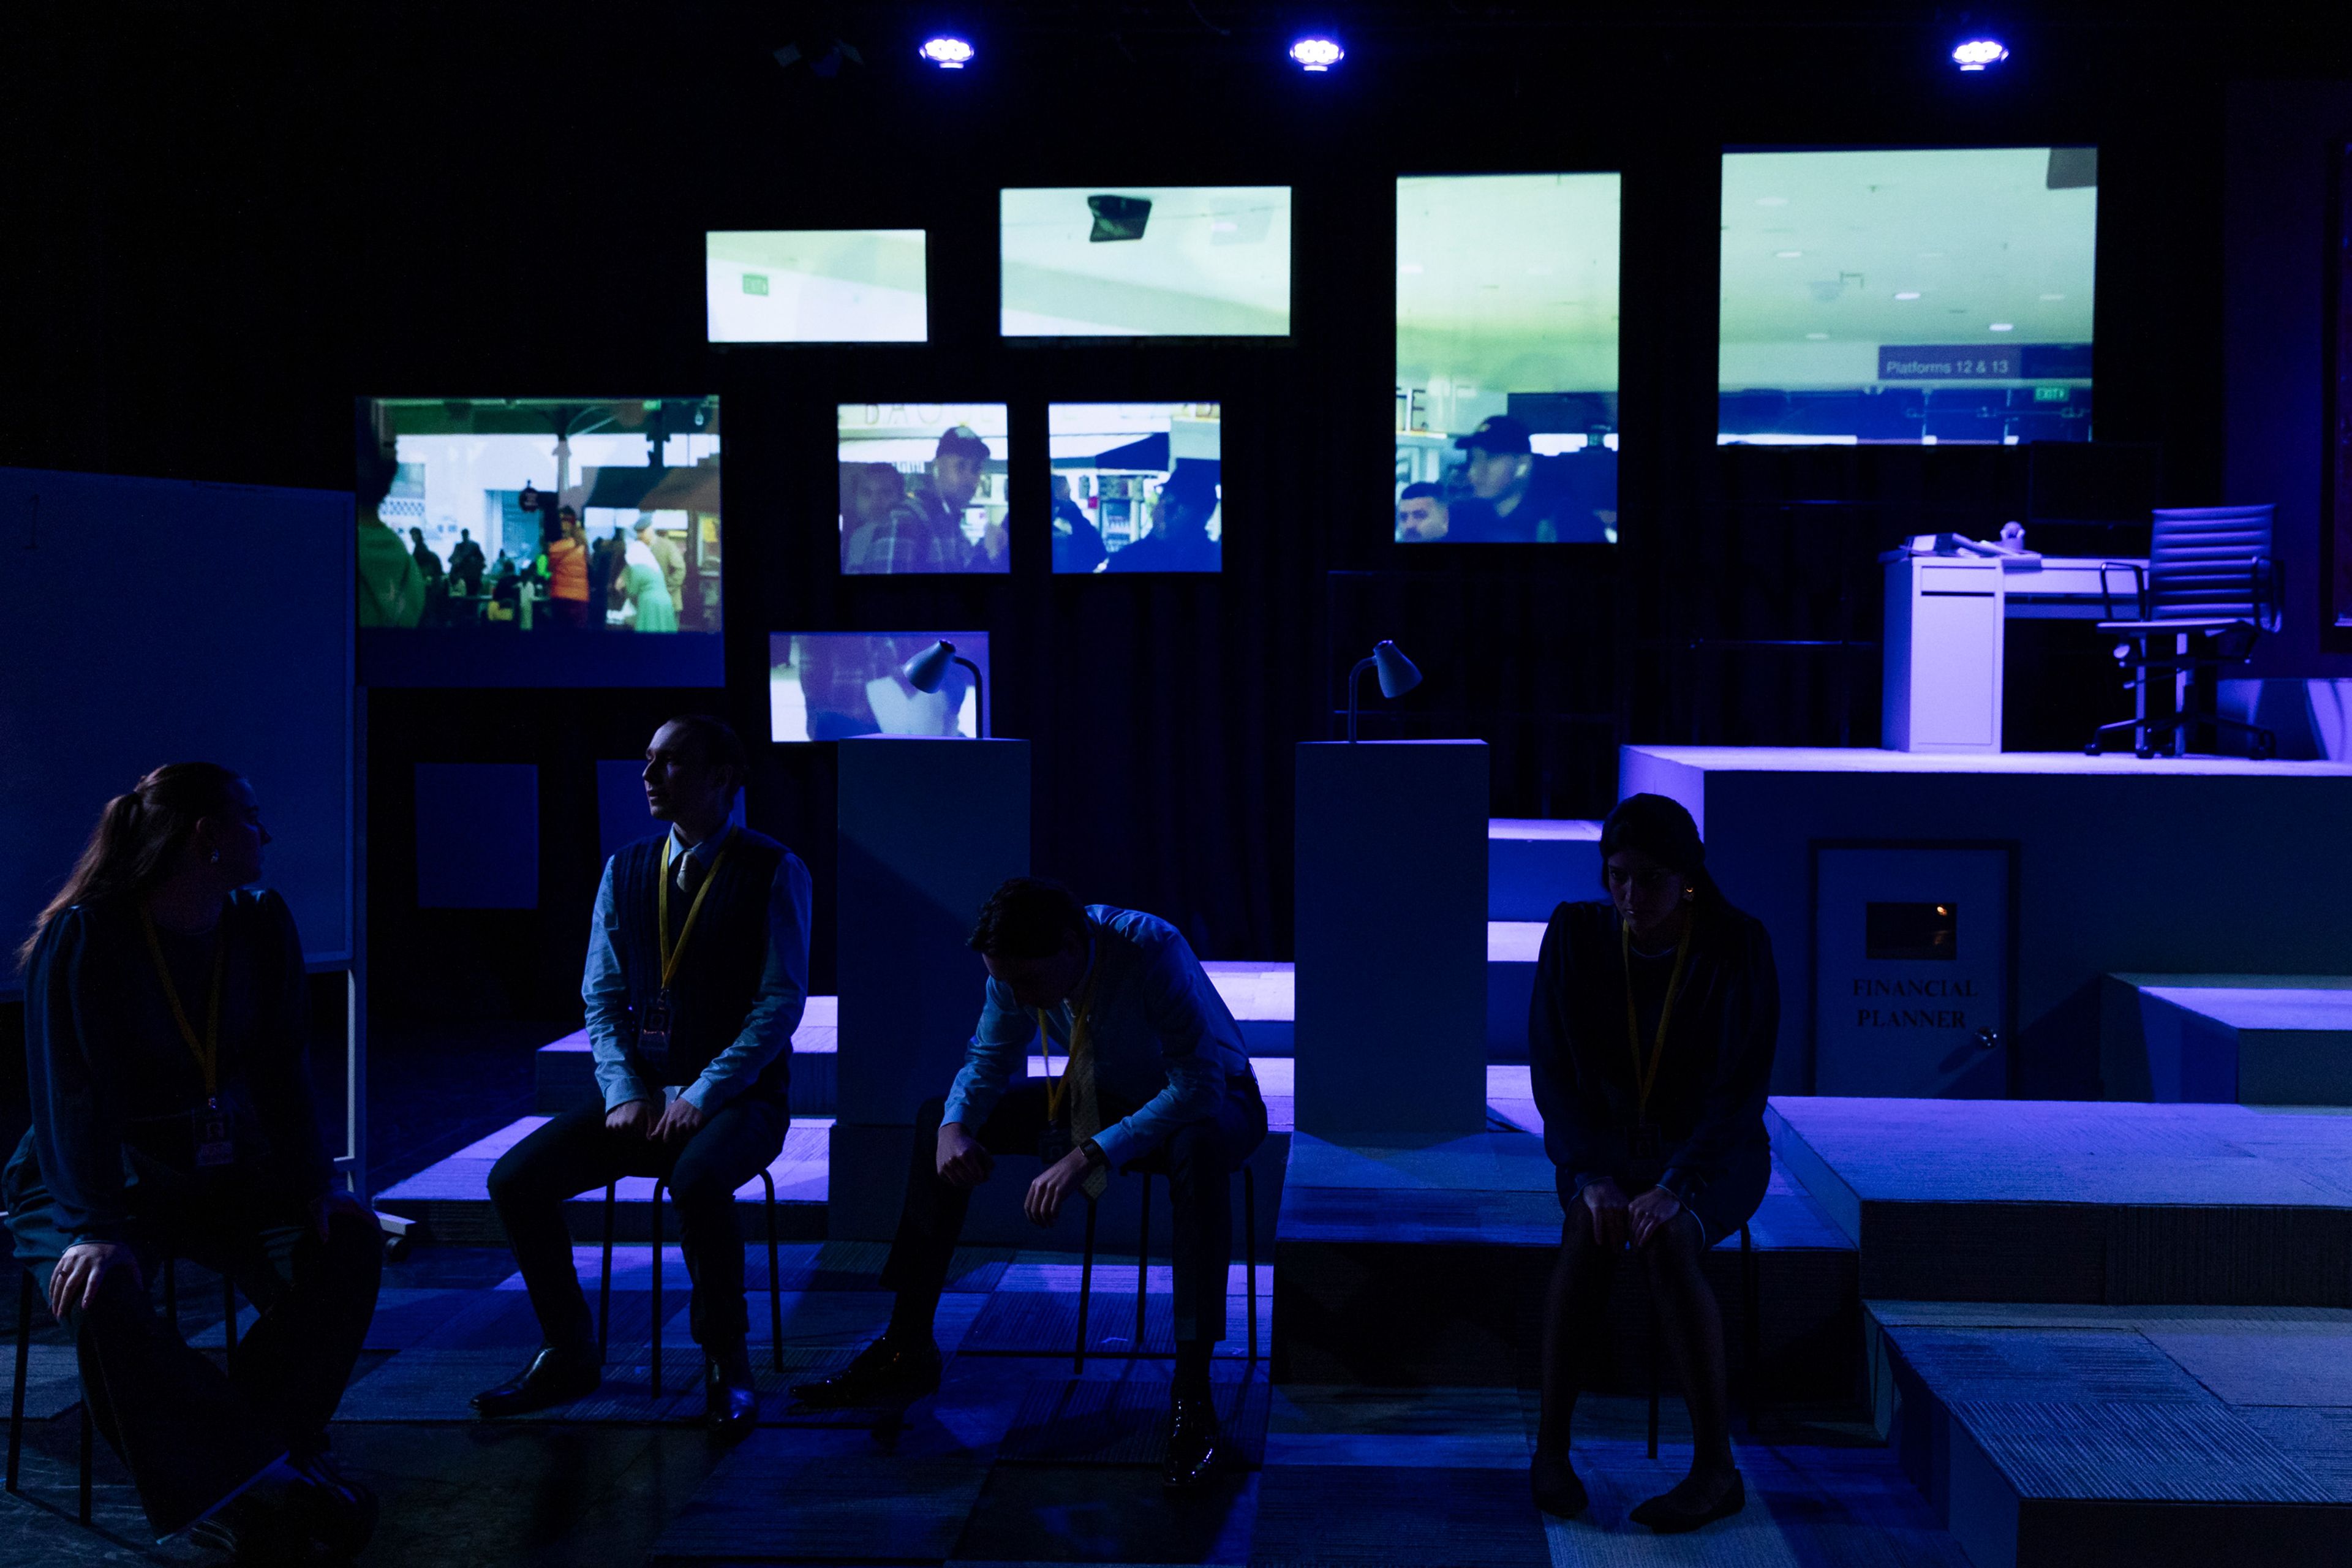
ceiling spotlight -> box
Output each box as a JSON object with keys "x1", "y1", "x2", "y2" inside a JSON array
[
  {"x1": 1289, "y1": 36, "x2": 1344, "y2": 72},
  {"x1": 1951, "y1": 37, "x2": 2009, "y2": 71},
  {"x1": 918, "y1": 34, "x2": 974, "y2": 69}
]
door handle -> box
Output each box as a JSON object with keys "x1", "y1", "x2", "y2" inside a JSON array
[{"x1": 1975, "y1": 1027, "x2": 2002, "y2": 1052}]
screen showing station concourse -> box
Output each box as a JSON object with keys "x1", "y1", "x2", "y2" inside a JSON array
[
  {"x1": 366, "y1": 397, "x2": 722, "y2": 636},
  {"x1": 1718, "y1": 146, "x2": 2097, "y2": 445}
]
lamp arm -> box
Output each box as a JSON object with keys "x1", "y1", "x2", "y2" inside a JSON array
[
  {"x1": 1346, "y1": 656, "x2": 1376, "y2": 744},
  {"x1": 952, "y1": 654, "x2": 986, "y2": 737}
]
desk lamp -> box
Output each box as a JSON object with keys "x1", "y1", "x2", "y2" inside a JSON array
[
  {"x1": 902, "y1": 639, "x2": 986, "y2": 737},
  {"x1": 1346, "y1": 640, "x2": 1422, "y2": 742}
]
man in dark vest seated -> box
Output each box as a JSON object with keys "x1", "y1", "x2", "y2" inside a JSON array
[
  {"x1": 791, "y1": 878, "x2": 1267, "y2": 1491},
  {"x1": 472, "y1": 716, "x2": 812, "y2": 1433}
]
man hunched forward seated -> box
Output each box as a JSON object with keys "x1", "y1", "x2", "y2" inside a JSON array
[{"x1": 794, "y1": 878, "x2": 1267, "y2": 1491}]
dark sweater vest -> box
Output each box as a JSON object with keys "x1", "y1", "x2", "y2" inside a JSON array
[{"x1": 612, "y1": 827, "x2": 790, "y2": 1098}]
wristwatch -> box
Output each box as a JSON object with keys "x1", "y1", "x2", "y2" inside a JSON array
[{"x1": 1079, "y1": 1137, "x2": 1107, "y2": 1168}]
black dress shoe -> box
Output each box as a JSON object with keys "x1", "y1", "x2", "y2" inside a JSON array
[
  {"x1": 1529, "y1": 1447, "x2": 1588, "y2": 1518},
  {"x1": 188, "y1": 1465, "x2": 327, "y2": 1564},
  {"x1": 288, "y1": 1451, "x2": 379, "y2": 1558},
  {"x1": 1163, "y1": 1394, "x2": 1224, "y2": 1492},
  {"x1": 790, "y1": 1335, "x2": 941, "y2": 1408},
  {"x1": 470, "y1": 1344, "x2": 603, "y2": 1419},
  {"x1": 1630, "y1": 1469, "x2": 1744, "y2": 1534},
  {"x1": 706, "y1": 1341, "x2": 760, "y2": 1436}
]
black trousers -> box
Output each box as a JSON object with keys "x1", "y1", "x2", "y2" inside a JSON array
[
  {"x1": 4, "y1": 1158, "x2": 382, "y2": 1537},
  {"x1": 880, "y1": 1076, "x2": 1267, "y2": 1344},
  {"x1": 488, "y1": 1092, "x2": 788, "y2": 1351}
]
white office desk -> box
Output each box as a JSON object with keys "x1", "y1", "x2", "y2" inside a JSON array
[
  {"x1": 1882, "y1": 554, "x2": 2150, "y2": 752},
  {"x1": 2000, "y1": 556, "x2": 2147, "y2": 619}
]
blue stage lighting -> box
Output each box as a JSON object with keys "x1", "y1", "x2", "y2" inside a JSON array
[
  {"x1": 1950, "y1": 37, "x2": 2008, "y2": 71},
  {"x1": 1288, "y1": 36, "x2": 1344, "y2": 72},
  {"x1": 918, "y1": 34, "x2": 974, "y2": 69}
]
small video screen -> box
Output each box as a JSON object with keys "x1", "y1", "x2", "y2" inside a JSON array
[
  {"x1": 706, "y1": 230, "x2": 927, "y2": 342},
  {"x1": 1718, "y1": 148, "x2": 2097, "y2": 445},
  {"x1": 366, "y1": 398, "x2": 720, "y2": 633},
  {"x1": 1001, "y1": 188, "x2": 1291, "y2": 337},
  {"x1": 837, "y1": 404, "x2": 1011, "y2": 575},
  {"x1": 1047, "y1": 404, "x2": 1222, "y2": 574},
  {"x1": 768, "y1": 632, "x2": 990, "y2": 741},
  {"x1": 1395, "y1": 174, "x2": 1621, "y2": 545}
]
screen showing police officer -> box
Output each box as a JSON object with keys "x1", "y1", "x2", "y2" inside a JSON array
[
  {"x1": 1048, "y1": 402, "x2": 1222, "y2": 573},
  {"x1": 1395, "y1": 174, "x2": 1619, "y2": 544},
  {"x1": 838, "y1": 404, "x2": 1011, "y2": 575}
]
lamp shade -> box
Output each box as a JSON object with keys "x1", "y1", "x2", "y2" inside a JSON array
[
  {"x1": 902, "y1": 640, "x2": 956, "y2": 693},
  {"x1": 1372, "y1": 640, "x2": 1422, "y2": 699}
]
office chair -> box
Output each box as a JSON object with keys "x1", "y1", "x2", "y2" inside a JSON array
[{"x1": 2086, "y1": 504, "x2": 2281, "y2": 758}]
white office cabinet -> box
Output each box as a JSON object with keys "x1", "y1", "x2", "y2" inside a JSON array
[{"x1": 1882, "y1": 556, "x2": 2004, "y2": 752}]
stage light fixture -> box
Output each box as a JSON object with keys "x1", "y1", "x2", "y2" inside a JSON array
[
  {"x1": 1951, "y1": 37, "x2": 2008, "y2": 71},
  {"x1": 1289, "y1": 36, "x2": 1343, "y2": 72},
  {"x1": 903, "y1": 640, "x2": 987, "y2": 736},
  {"x1": 918, "y1": 34, "x2": 974, "y2": 69},
  {"x1": 1346, "y1": 640, "x2": 1422, "y2": 742}
]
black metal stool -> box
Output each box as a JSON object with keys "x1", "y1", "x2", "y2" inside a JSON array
[
  {"x1": 10, "y1": 1256, "x2": 236, "y2": 1525},
  {"x1": 1072, "y1": 1157, "x2": 1257, "y2": 1373},
  {"x1": 594, "y1": 1171, "x2": 783, "y2": 1400},
  {"x1": 1644, "y1": 1221, "x2": 1763, "y2": 1459}
]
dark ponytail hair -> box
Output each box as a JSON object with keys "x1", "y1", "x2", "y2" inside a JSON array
[
  {"x1": 1597, "y1": 793, "x2": 1728, "y2": 916},
  {"x1": 17, "y1": 763, "x2": 243, "y2": 973}
]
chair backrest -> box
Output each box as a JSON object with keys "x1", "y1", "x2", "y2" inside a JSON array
[{"x1": 2147, "y1": 504, "x2": 2274, "y2": 622}]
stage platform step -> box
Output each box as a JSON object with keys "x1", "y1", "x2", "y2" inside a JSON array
[
  {"x1": 1767, "y1": 1096, "x2": 2352, "y2": 1306},
  {"x1": 1272, "y1": 1129, "x2": 1861, "y2": 1396},
  {"x1": 2103, "y1": 973, "x2": 2352, "y2": 1104},
  {"x1": 1868, "y1": 1298, "x2": 2352, "y2": 1568},
  {"x1": 1488, "y1": 816, "x2": 1600, "y2": 921},
  {"x1": 390, "y1": 1061, "x2": 1546, "y2": 1250}
]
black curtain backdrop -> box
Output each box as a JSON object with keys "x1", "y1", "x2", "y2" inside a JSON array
[{"x1": 4, "y1": 4, "x2": 2337, "y2": 1009}]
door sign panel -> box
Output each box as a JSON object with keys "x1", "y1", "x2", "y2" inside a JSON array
[{"x1": 1814, "y1": 845, "x2": 2011, "y2": 1098}]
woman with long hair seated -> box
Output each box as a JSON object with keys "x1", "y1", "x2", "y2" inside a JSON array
[
  {"x1": 1526, "y1": 793, "x2": 1777, "y2": 1534},
  {"x1": 7, "y1": 763, "x2": 382, "y2": 1558}
]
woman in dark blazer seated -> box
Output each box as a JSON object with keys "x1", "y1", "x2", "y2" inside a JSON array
[
  {"x1": 1526, "y1": 793, "x2": 1777, "y2": 1534},
  {"x1": 7, "y1": 763, "x2": 381, "y2": 1559}
]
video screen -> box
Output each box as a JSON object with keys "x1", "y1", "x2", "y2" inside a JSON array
[
  {"x1": 1718, "y1": 148, "x2": 2097, "y2": 445},
  {"x1": 366, "y1": 398, "x2": 720, "y2": 633},
  {"x1": 706, "y1": 230, "x2": 927, "y2": 342},
  {"x1": 1001, "y1": 188, "x2": 1291, "y2": 337},
  {"x1": 837, "y1": 404, "x2": 1011, "y2": 575},
  {"x1": 1395, "y1": 175, "x2": 1621, "y2": 545},
  {"x1": 768, "y1": 632, "x2": 990, "y2": 741},
  {"x1": 1047, "y1": 404, "x2": 1222, "y2": 574}
]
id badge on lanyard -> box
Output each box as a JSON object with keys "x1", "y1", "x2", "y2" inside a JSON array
[
  {"x1": 638, "y1": 989, "x2": 673, "y2": 1066},
  {"x1": 194, "y1": 1100, "x2": 236, "y2": 1169}
]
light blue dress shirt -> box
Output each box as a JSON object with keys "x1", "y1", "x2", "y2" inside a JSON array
[
  {"x1": 582, "y1": 825, "x2": 813, "y2": 1114},
  {"x1": 941, "y1": 906, "x2": 1251, "y2": 1168}
]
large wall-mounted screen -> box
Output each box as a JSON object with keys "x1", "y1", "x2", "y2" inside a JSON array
[
  {"x1": 837, "y1": 404, "x2": 1011, "y2": 575},
  {"x1": 368, "y1": 397, "x2": 720, "y2": 635},
  {"x1": 1048, "y1": 403, "x2": 1222, "y2": 573},
  {"x1": 1395, "y1": 174, "x2": 1621, "y2": 545},
  {"x1": 707, "y1": 230, "x2": 927, "y2": 342},
  {"x1": 1719, "y1": 147, "x2": 2097, "y2": 445},
  {"x1": 769, "y1": 631, "x2": 989, "y2": 741},
  {"x1": 1001, "y1": 188, "x2": 1290, "y2": 337}
]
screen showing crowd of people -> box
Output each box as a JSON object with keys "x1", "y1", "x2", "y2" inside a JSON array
[
  {"x1": 13, "y1": 708, "x2": 1768, "y2": 1553},
  {"x1": 358, "y1": 399, "x2": 723, "y2": 635}
]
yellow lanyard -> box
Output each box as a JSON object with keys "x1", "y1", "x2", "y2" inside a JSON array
[
  {"x1": 1035, "y1": 959, "x2": 1104, "y2": 1123},
  {"x1": 1620, "y1": 918, "x2": 1694, "y2": 1128},
  {"x1": 140, "y1": 907, "x2": 227, "y2": 1104},
  {"x1": 658, "y1": 834, "x2": 731, "y2": 990}
]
